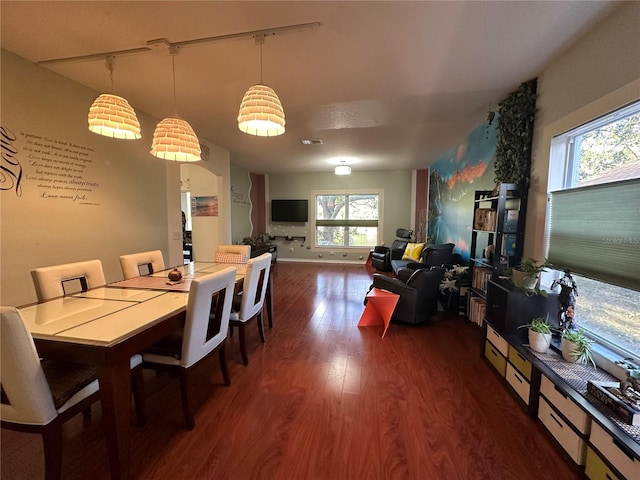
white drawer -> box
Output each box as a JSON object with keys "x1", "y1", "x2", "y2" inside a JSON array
[
  {"x1": 539, "y1": 397, "x2": 587, "y2": 465},
  {"x1": 590, "y1": 421, "x2": 639, "y2": 480},
  {"x1": 486, "y1": 323, "x2": 509, "y2": 356},
  {"x1": 540, "y1": 375, "x2": 591, "y2": 434},
  {"x1": 506, "y1": 362, "x2": 530, "y2": 405}
]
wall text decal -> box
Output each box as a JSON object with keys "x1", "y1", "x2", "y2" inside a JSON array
[{"x1": 19, "y1": 131, "x2": 101, "y2": 205}]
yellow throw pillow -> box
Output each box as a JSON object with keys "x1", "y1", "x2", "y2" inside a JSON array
[{"x1": 402, "y1": 243, "x2": 425, "y2": 261}]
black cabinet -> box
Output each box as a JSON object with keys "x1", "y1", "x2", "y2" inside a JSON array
[{"x1": 485, "y1": 278, "x2": 559, "y2": 341}]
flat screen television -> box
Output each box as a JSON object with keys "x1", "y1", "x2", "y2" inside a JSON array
[{"x1": 271, "y1": 199, "x2": 308, "y2": 222}]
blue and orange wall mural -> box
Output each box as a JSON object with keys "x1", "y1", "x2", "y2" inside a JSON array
[{"x1": 428, "y1": 119, "x2": 497, "y2": 264}]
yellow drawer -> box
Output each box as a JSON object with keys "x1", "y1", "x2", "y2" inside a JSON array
[
  {"x1": 538, "y1": 397, "x2": 587, "y2": 465},
  {"x1": 485, "y1": 340, "x2": 506, "y2": 376},
  {"x1": 506, "y1": 362, "x2": 530, "y2": 405},
  {"x1": 508, "y1": 346, "x2": 532, "y2": 380},
  {"x1": 585, "y1": 446, "x2": 621, "y2": 480},
  {"x1": 540, "y1": 375, "x2": 591, "y2": 434},
  {"x1": 486, "y1": 324, "x2": 509, "y2": 356},
  {"x1": 590, "y1": 421, "x2": 639, "y2": 480}
]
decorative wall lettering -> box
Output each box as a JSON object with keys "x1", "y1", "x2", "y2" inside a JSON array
[
  {"x1": 0, "y1": 126, "x2": 23, "y2": 196},
  {"x1": 18, "y1": 130, "x2": 100, "y2": 205}
]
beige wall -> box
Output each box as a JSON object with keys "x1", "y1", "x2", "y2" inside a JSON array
[
  {"x1": 527, "y1": 2, "x2": 640, "y2": 262},
  {"x1": 0, "y1": 50, "x2": 231, "y2": 306},
  {"x1": 267, "y1": 170, "x2": 412, "y2": 262}
]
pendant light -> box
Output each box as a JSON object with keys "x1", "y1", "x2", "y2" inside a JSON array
[
  {"x1": 237, "y1": 34, "x2": 286, "y2": 137},
  {"x1": 150, "y1": 46, "x2": 202, "y2": 162},
  {"x1": 88, "y1": 56, "x2": 141, "y2": 140}
]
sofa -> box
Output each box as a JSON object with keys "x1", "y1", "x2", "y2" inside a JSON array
[{"x1": 390, "y1": 242, "x2": 457, "y2": 276}]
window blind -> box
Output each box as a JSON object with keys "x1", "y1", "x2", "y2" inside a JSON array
[
  {"x1": 315, "y1": 219, "x2": 378, "y2": 228},
  {"x1": 547, "y1": 178, "x2": 639, "y2": 291}
]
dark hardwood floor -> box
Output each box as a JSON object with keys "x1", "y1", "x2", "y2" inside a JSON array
[{"x1": 1, "y1": 262, "x2": 581, "y2": 479}]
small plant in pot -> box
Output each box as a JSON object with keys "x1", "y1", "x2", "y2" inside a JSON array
[
  {"x1": 561, "y1": 328, "x2": 595, "y2": 368},
  {"x1": 518, "y1": 317, "x2": 553, "y2": 353},
  {"x1": 508, "y1": 258, "x2": 552, "y2": 295}
]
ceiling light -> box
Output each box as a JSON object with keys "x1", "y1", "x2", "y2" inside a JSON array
[
  {"x1": 335, "y1": 163, "x2": 352, "y2": 175},
  {"x1": 150, "y1": 46, "x2": 201, "y2": 162},
  {"x1": 88, "y1": 57, "x2": 141, "y2": 140},
  {"x1": 238, "y1": 35, "x2": 285, "y2": 137},
  {"x1": 301, "y1": 139, "x2": 323, "y2": 145},
  {"x1": 150, "y1": 118, "x2": 201, "y2": 162}
]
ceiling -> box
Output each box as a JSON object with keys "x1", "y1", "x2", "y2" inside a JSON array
[{"x1": 1, "y1": 1, "x2": 617, "y2": 174}]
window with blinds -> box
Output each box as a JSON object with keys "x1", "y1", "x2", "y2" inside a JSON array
[{"x1": 546, "y1": 100, "x2": 639, "y2": 358}]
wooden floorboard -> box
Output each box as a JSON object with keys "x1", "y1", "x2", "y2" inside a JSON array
[{"x1": 1, "y1": 262, "x2": 581, "y2": 479}]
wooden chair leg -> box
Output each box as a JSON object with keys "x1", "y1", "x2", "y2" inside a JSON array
[
  {"x1": 130, "y1": 365, "x2": 146, "y2": 426},
  {"x1": 42, "y1": 422, "x2": 63, "y2": 480},
  {"x1": 179, "y1": 368, "x2": 194, "y2": 430},
  {"x1": 219, "y1": 343, "x2": 230, "y2": 386},
  {"x1": 257, "y1": 312, "x2": 265, "y2": 343},
  {"x1": 238, "y1": 323, "x2": 248, "y2": 366},
  {"x1": 82, "y1": 406, "x2": 92, "y2": 421}
]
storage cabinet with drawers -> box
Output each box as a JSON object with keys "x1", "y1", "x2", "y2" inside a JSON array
[
  {"x1": 481, "y1": 323, "x2": 639, "y2": 479},
  {"x1": 538, "y1": 374, "x2": 591, "y2": 465}
]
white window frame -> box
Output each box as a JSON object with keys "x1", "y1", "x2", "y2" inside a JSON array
[
  {"x1": 311, "y1": 189, "x2": 383, "y2": 251},
  {"x1": 546, "y1": 99, "x2": 640, "y2": 364}
]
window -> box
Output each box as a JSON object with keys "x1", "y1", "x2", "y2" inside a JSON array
[
  {"x1": 547, "y1": 100, "x2": 640, "y2": 359},
  {"x1": 313, "y1": 191, "x2": 381, "y2": 248}
]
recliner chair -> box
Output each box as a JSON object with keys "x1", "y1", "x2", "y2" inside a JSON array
[
  {"x1": 396, "y1": 243, "x2": 458, "y2": 280},
  {"x1": 370, "y1": 228, "x2": 413, "y2": 272},
  {"x1": 369, "y1": 267, "x2": 445, "y2": 324}
]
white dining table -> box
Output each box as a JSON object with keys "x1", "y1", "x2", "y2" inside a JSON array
[{"x1": 18, "y1": 261, "x2": 244, "y2": 480}]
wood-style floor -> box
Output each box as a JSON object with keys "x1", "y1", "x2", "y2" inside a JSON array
[{"x1": 1, "y1": 262, "x2": 581, "y2": 479}]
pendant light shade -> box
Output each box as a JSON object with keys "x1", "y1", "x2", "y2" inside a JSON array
[
  {"x1": 88, "y1": 57, "x2": 141, "y2": 140},
  {"x1": 238, "y1": 35, "x2": 285, "y2": 137},
  {"x1": 150, "y1": 118, "x2": 201, "y2": 162},
  {"x1": 335, "y1": 164, "x2": 352, "y2": 175},
  {"x1": 150, "y1": 46, "x2": 201, "y2": 162},
  {"x1": 238, "y1": 84, "x2": 286, "y2": 137},
  {"x1": 88, "y1": 94, "x2": 141, "y2": 139}
]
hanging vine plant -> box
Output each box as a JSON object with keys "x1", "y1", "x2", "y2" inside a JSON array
[{"x1": 494, "y1": 78, "x2": 537, "y2": 186}]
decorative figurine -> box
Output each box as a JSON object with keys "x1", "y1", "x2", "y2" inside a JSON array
[
  {"x1": 551, "y1": 269, "x2": 578, "y2": 331},
  {"x1": 168, "y1": 268, "x2": 183, "y2": 282}
]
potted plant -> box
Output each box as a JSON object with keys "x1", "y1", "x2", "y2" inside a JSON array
[
  {"x1": 439, "y1": 265, "x2": 470, "y2": 313},
  {"x1": 518, "y1": 317, "x2": 553, "y2": 353},
  {"x1": 561, "y1": 329, "x2": 595, "y2": 367},
  {"x1": 508, "y1": 257, "x2": 552, "y2": 294}
]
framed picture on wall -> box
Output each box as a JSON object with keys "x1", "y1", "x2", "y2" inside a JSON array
[{"x1": 191, "y1": 196, "x2": 218, "y2": 217}]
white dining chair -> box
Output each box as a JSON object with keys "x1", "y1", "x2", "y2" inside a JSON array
[
  {"x1": 119, "y1": 250, "x2": 165, "y2": 279},
  {"x1": 229, "y1": 252, "x2": 272, "y2": 365},
  {"x1": 33, "y1": 259, "x2": 106, "y2": 302},
  {"x1": 32, "y1": 260, "x2": 146, "y2": 425},
  {"x1": 1, "y1": 306, "x2": 101, "y2": 480},
  {"x1": 142, "y1": 266, "x2": 237, "y2": 430},
  {"x1": 214, "y1": 244, "x2": 250, "y2": 264}
]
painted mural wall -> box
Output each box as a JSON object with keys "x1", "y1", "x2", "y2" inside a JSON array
[{"x1": 428, "y1": 119, "x2": 498, "y2": 264}]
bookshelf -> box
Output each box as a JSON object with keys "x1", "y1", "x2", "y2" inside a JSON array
[{"x1": 468, "y1": 183, "x2": 528, "y2": 326}]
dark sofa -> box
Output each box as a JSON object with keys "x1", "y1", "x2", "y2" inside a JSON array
[{"x1": 390, "y1": 243, "x2": 456, "y2": 276}]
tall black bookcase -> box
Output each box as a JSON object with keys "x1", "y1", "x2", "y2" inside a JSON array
[{"x1": 468, "y1": 183, "x2": 528, "y2": 325}]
